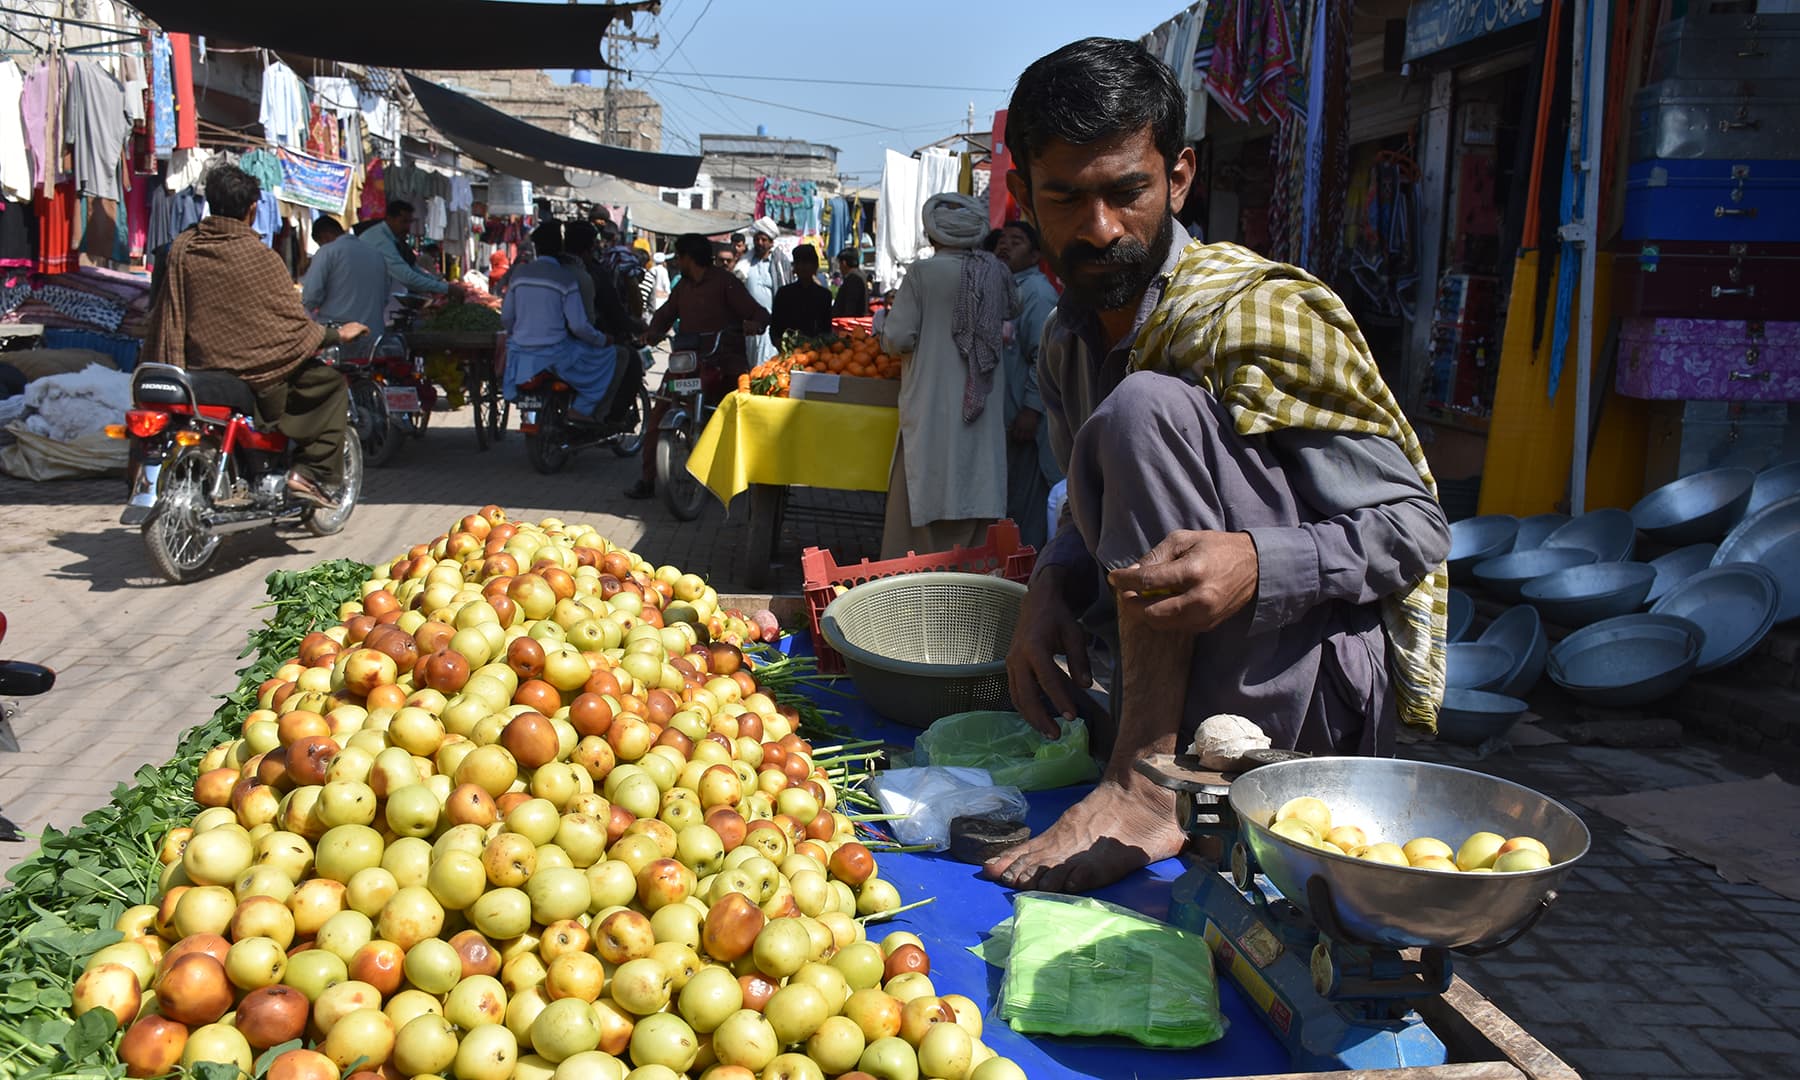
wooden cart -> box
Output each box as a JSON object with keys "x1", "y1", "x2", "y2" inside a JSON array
[{"x1": 407, "y1": 329, "x2": 509, "y2": 450}]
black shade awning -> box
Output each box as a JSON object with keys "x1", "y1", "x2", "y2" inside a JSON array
[
  {"x1": 132, "y1": 0, "x2": 655, "y2": 71},
  {"x1": 406, "y1": 73, "x2": 702, "y2": 189}
]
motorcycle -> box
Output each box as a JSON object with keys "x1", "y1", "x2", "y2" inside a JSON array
[
  {"x1": 344, "y1": 294, "x2": 435, "y2": 467},
  {"x1": 0, "y1": 611, "x2": 51, "y2": 842},
  {"x1": 115, "y1": 356, "x2": 363, "y2": 583},
  {"x1": 516, "y1": 345, "x2": 653, "y2": 475},
  {"x1": 653, "y1": 331, "x2": 733, "y2": 522}
]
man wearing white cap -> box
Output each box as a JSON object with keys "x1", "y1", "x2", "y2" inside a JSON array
[{"x1": 741, "y1": 216, "x2": 793, "y2": 363}]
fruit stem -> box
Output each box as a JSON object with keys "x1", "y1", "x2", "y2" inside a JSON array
[{"x1": 857, "y1": 896, "x2": 937, "y2": 923}]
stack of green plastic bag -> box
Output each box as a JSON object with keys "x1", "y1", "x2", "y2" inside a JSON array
[
  {"x1": 971, "y1": 892, "x2": 1228, "y2": 1048},
  {"x1": 904, "y1": 711, "x2": 1099, "y2": 790}
]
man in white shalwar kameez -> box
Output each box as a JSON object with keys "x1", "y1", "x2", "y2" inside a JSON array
[
  {"x1": 740, "y1": 216, "x2": 793, "y2": 364},
  {"x1": 879, "y1": 194, "x2": 1021, "y2": 558}
]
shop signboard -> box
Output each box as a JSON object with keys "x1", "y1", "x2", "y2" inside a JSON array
[
  {"x1": 276, "y1": 148, "x2": 355, "y2": 213},
  {"x1": 1404, "y1": 0, "x2": 1545, "y2": 63}
]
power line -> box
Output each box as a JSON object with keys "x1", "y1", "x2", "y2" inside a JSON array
[
  {"x1": 639, "y1": 75, "x2": 946, "y2": 134},
  {"x1": 630, "y1": 70, "x2": 1010, "y2": 93},
  {"x1": 639, "y1": 0, "x2": 714, "y2": 81}
]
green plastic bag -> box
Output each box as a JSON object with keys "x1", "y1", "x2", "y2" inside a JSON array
[
  {"x1": 905, "y1": 711, "x2": 1099, "y2": 790},
  {"x1": 977, "y1": 892, "x2": 1228, "y2": 1048}
]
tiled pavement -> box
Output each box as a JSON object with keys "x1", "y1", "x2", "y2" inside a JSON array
[{"x1": 5, "y1": 408, "x2": 1800, "y2": 1078}]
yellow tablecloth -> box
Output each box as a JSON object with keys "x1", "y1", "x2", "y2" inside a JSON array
[{"x1": 687, "y1": 391, "x2": 899, "y2": 504}]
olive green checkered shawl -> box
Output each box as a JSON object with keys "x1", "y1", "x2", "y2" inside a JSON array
[{"x1": 1130, "y1": 240, "x2": 1447, "y2": 732}]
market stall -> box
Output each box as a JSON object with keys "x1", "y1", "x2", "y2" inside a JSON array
[
  {"x1": 16, "y1": 508, "x2": 1580, "y2": 1080},
  {"x1": 686, "y1": 324, "x2": 903, "y2": 587}
]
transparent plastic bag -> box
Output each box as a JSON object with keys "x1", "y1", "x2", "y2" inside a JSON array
[
  {"x1": 906, "y1": 712, "x2": 1099, "y2": 791},
  {"x1": 866, "y1": 766, "x2": 1030, "y2": 850},
  {"x1": 979, "y1": 891, "x2": 1228, "y2": 1048}
]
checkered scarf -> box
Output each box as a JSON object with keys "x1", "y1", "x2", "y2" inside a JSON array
[{"x1": 1130, "y1": 240, "x2": 1447, "y2": 732}]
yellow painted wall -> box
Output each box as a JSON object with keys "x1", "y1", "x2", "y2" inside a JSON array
[{"x1": 1477, "y1": 251, "x2": 1649, "y2": 515}]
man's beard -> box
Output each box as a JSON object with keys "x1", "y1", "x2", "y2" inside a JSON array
[{"x1": 1050, "y1": 206, "x2": 1176, "y2": 313}]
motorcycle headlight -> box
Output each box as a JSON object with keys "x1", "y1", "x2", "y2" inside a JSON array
[{"x1": 668, "y1": 350, "x2": 699, "y2": 374}]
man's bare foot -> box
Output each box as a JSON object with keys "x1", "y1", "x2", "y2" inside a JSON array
[{"x1": 981, "y1": 777, "x2": 1184, "y2": 894}]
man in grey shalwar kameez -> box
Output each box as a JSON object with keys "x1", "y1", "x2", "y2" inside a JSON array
[{"x1": 985, "y1": 39, "x2": 1451, "y2": 894}]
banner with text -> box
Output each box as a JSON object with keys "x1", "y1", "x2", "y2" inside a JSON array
[{"x1": 277, "y1": 148, "x2": 354, "y2": 213}]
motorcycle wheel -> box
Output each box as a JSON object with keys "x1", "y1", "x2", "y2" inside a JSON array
[
  {"x1": 610, "y1": 389, "x2": 651, "y2": 458},
  {"x1": 304, "y1": 432, "x2": 363, "y2": 536},
  {"x1": 657, "y1": 423, "x2": 708, "y2": 522},
  {"x1": 350, "y1": 377, "x2": 402, "y2": 467},
  {"x1": 525, "y1": 389, "x2": 575, "y2": 475},
  {"x1": 142, "y1": 447, "x2": 222, "y2": 583}
]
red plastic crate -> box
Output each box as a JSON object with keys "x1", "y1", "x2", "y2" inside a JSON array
[{"x1": 801, "y1": 520, "x2": 1038, "y2": 674}]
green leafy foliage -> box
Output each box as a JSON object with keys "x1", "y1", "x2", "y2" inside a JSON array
[{"x1": 0, "y1": 559, "x2": 370, "y2": 1080}]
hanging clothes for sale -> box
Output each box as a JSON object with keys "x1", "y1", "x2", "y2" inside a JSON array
[
  {"x1": 36, "y1": 180, "x2": 78, "y2": 273},
  {"x1": 259, "y1": 60, "x2": 310, "y2": 148},
  {"x1": 306, "y1": 104, "x2": 340, "y2": 160},
  {"x1": 423, "y1": 195, "x2": 447, "y2": 241},
  {"x1": 65, "y1": 60, "x2": 135, "y2": 203},
  {"x1": 361, "y1": 159, "x2": 386, "y2": 221},
  {"x1": 164, "y1": 146, "x2": 211, "y2": 192},
  {"x1": 237, "y1": 148, "x2": 282, "y2": 193},
  {"x1": 0, "y1": 201, "x2": 32, "y2": 269},
  {"x1": 126, "y1": 179, "x2": 150, "y2": 259},
  {"x1": 0, "y1": 60, "x2": 28, "y2": 204},
  {"x1": 168, "y1": 32, "x2": 197, "y2": 150},
  {"x1": 22, "y1": 59, "x2": 64, "y2": 195},
  {"x1": 825, "y1": 196, "x2": 848, "y2": 260},
  {"x1": 1197, "y1": 0, "x2": 1301, "y2": 125},
  {"x1": 148, "y1": 31, "x2": 175, "y2": 156},
  {"x1": 876, "y1": 149, "x2": 922, "y2": 287},
  {"x1": 148, "y1": 182, "x2": 204, "y2": 252}
]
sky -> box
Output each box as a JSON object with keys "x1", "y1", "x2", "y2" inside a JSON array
[{"x1": 552, "y1": 0, "x2": 1189, "y2": 185}]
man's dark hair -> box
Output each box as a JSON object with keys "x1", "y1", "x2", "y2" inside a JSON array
[
  {"x1": 1005, "y1": 37, "x2": 1186, "y2": 186},
  {"x1": 589, "y1": 205, "x2": 612, "y2": 224},
  {"x1": 599, "y1": 224, "x2": 621, "y2": 245},
  {"x1": 311, "y1": 216, "x2": 346, "y2": 243},
  {"x1": 564, "y1": 220, "x2": 598, "y2": 256},
  {"x1": 674, "y1": 233, "x2": 713, "y2": 265},
  {"x1": 532, "y1": 221, "x2": 565, "y2": 258},
  {"x1": 1002, "y1": 219, "x2": 1042, "y2": 252},
  {"x1": 387, "y1": 199, "x2": 416, "y2": 219},
  {"x1": 792, "y1": 244, "x2": 819, "y2": 268},
  {"x1": 981, "y1": 228, "x2": 1003, "y2": 253},
  {"x1": 204, "y1": 164, "x2": 261, "y2": 220},
  {"x1": 837, "y1": 250, "x2": 858, "y2": 269}
]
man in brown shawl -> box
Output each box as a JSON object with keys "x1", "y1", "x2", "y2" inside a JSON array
[{"x1": 143, "y1": 164, "x2": 369, "y2": 504}]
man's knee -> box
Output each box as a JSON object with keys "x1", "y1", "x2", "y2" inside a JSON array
[{"x1": 1081, "y1": 370, "x2": 1227, "y2": 461}]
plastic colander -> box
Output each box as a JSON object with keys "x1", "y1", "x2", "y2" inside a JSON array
[{"x1": 818, "y1": 572, "x2": 1026, "y2": 728}]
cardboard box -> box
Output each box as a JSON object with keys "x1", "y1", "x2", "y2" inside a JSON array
[{"x1": 788, "y1": 371, "x2": 900, "y2": 408}]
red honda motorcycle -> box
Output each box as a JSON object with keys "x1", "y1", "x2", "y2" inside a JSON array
[{"x1": 116, "y1": 358, "x2": 362, "y2": 583}]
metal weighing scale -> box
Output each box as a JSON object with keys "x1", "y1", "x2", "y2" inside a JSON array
[{"x1": 1137, "y1": 753, "x2": 1589, "y2": 1073}]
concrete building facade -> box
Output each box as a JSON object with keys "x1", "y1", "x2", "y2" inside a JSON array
[{"x1": 698, "y1": 134, "x2": 839, "y2": 217}]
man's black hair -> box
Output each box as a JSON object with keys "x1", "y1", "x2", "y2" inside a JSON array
[
  {"x1": 564, "y1": 220, "x2": 598, "y2": 256},
  {"x1": 674, "y1": 233, "x2": 713, "y2": 265},
  {"x1": 599, "y1": 224, "x2": 621, "y2": 245},
  {"x1": 1002, "y1": 219, "x2": 1042, "y2": 252},
  {"x1": 589, "y1": 205, "x2": 612, "y2": 224},
  {"x1": 1005, "y1": 37, "x2": 1186, "y2": 186},
  {"x1": 311, "y1": 216, "x2": 346, "y2": 243},
  {"x1": 204, "y1": 164, "x2": 261, "y2": 220},
  {"x1": 981, "y1": 228, "x2": 1003, "y2": 253},
  {"x1": 387, "y1": 199, "x2": 416, "y2": 218},
  {"x1": 791, "y1": 244, "x2": 819, "y2": 267},
  {"x1": 837, "y1": 250, "x2": 858, "y2": 268},
  {"x1": 532, "y1": 221, "x2": 565, "y2": 258}
]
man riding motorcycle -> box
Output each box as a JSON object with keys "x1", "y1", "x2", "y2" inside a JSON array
[{"x1": 142, "y1": 164, "x2": 369, "y2": 506}]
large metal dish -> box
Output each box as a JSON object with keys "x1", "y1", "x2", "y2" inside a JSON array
[
  {"x1": 1652, "y1": 564, "x2": 1780, "y2": 673},
  {"x1": 1448, "y1": 515, "x2": 1520, "y2": 581},
  {"x1": 1478, "y1": 604, "x2": 1547, "y2": 699},
  {"x1": 1544, "y1": 508, "x2": 1638, "y2": 563},
  {"x1": 1715, "y1": 494, "x2": 1800, "y2": 622},
  {"x1": 1645, "y1": 543, "x2": 1717, "y2": 606},
  {"x1": 1748, "y1": 460, "x2": 1800, "y2": 517},
  {"x1": 1446, "y1": 643, "x2": 1512, "y2": 691},
  {"x1": 1513, "y1": 513, "x2": 1570, "y2": 553},
  {"x1": 1547, "y1": 613, "x2": 1704, "y2": 706},
  {"x1": 1628, "y1": 466, "x2": 1755, "y2": 545},
  {"x1": 1518, "y1": 562, "x2": 1657, "y2": 628},
  {"x1": 1231, "y1": 758, "x2": 1590, "y2": 949},
  {"x1": 1438, "y1": 689, "x2": 1530, "y2": 747},
  {"x1": 1471, "y1": 547, "x2": 1598, "y2": 604},
  {"x1": 1447, "y1": 589, "x2": 1475, "y2": 643}
]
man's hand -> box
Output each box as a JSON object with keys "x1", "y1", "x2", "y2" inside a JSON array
[
  {"x1": 1108, "y1": 530, "x2": 1259, "y2": 633},
  {"x1": 1009, "y1": 407, "x2": 1041, "y2": 445},
  {"x1": 339, "y1": 322, "x2": 370, "y2": 342},
  {"x1": 1006, "y1": 567, "x2": 1098, "y2": 737}
]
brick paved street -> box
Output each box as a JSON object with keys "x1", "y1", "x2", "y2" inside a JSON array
[{"x1": 4, "y1": 408, "x2": 1800, "y2": 1078}]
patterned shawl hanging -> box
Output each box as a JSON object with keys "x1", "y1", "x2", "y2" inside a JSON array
[{"x1": 1130, "y1": 239, "x2": 1449, "y2": 732}]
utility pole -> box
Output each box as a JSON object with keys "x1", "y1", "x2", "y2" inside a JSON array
[{"x1": 602, "y1": 23, "x2": 659, "y2": 146}]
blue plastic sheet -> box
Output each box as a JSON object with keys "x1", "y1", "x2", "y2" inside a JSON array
[{"x1": 779, "y1": 636, "x2": 1293, "y2": 1079}]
